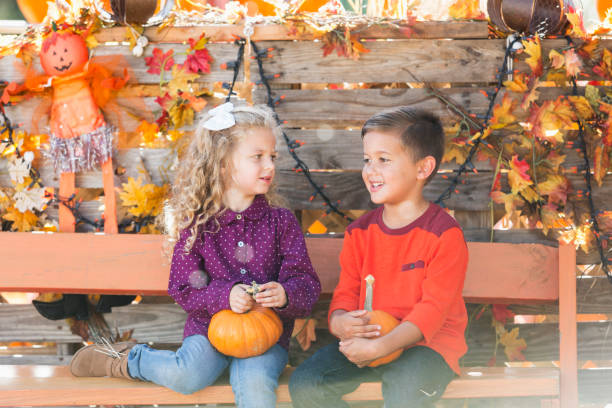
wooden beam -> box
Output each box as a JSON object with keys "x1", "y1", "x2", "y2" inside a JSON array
[
  {"x1": 558, "y1": 240, "x2": 578, "y2": 408},
  {"x1": 91, "y1": 21, "x2": 489, "y2": 43},
  {"x1": 0, "y1": 365, "x2": 558, "y2": 405},
  {"x1": 0, "y1": 233, "x2": 562, "y2": 304}
]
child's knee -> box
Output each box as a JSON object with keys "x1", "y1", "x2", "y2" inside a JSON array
[
  {"x1": 288, "y1": 365, "x2": 319, "y2": 399},
  {"x1": 165, "y1": 367, "x2": 211, "y2": 394}
]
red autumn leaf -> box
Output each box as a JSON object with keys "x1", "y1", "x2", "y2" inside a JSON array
[
  {"x1": 510, "y1": 155, "x2": 531, "y2": 182},
  {"x1": 492, "y1": 304, "x2": 515, "y2": 325},
  {"x1": 593, "y1": 49, "x2": 612, "y2": 79},
  {"x1": 145, "y1": 48, "x2": 175, "y2": 75},
  {"x1": 155, "y1": 92, "x2": 172, "y2": 110},
  {"x1": 183, "y1": 48, "x2": 213, "y2": 74}
]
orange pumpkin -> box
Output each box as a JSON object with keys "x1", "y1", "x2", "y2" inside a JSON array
[
  {"x1": 598, "y1": 0, "x2": 612, "y2": 19},
  {"x1": 174, "y1": 0, "x2": 207, "y2": 11},
  {"x1": 238, "y1": 0, "x2": 278, "y2": 16},
  {"x1": 40, "y1": 32, "x2": 89, "y2": 78},
  {"x1": 293, "y1": 0, "x2": 329, "y2": 13},
  {"x1": 363, "y1": 274, "x2": 402, "y2": 367},
  {"x1": 17, "y1": 0, "x2": 112, "y2": 23},
  {"x1": 209, "y1": 304, "x2": 283, "y2": 358}
]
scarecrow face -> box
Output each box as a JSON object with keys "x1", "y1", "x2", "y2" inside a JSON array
[{"x1": 40, "y1": 33, "x2": 89, "y2": 77}]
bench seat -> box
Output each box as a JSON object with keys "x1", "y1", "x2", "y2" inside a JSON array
[{"x1": 0, "y1": 365, "x2": 559, "y2": 406}]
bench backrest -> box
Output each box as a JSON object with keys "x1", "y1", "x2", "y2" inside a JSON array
[{"x1": 0, "y1": 232, "x2": 572, "y2": 304}]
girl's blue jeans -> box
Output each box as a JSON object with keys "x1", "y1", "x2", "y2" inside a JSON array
[{"x1": 127, "y1": 334, "x2": 288, "y2": 408}]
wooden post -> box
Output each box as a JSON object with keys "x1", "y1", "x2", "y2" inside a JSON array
[{"x1": 558, "y1": 240, "x2": 577, "y2": 408}]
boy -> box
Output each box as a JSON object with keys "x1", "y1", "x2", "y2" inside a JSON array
[{"x1": 289, "y1": 107, "x2": 468, "y2": 408}]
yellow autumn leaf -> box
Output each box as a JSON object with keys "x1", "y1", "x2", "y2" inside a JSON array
[
  {"x1": 119, "y1": 177, "x2": 169, "y2": 218},
  {"x1": 500, "y1": 327, "x2": 527, "y2": 361},
  {"x1": 522, "y1": 36, "x2": 542, "y2": 76},
  {"x1": 169, "y1": 101, "x2": 195, "y2": 129},
  {"x1": 2, "y1": 206, "x2": 38, "y2": 232},
  {"x1": 566, "y1": 11, "x2": 587, "y2": 39},
  {"x1": 568, "y1": 96, "x2": 595, "y2": 120},
  {"x1": 168, "y1": 65, "x2": 200, "y2": 97}
]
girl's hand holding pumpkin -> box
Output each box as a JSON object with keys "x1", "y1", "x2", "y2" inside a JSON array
[
  {"x1": 329, "y1": 310, "x2": 381, "y2": 341},
  {"x1": 255, "y1": 282, "x2": 287, "y2": 308},
  {"x1": 230, "y1": 284, "x2": 255, "y2": 313}
]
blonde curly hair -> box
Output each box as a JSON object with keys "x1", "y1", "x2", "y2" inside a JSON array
[{"x1": 164, "y1": 104, "x2": 284, "y2": 254}]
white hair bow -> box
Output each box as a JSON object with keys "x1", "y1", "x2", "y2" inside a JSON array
[{"x1": 202, "y1": 102, "x2": 235, "y2": 131}]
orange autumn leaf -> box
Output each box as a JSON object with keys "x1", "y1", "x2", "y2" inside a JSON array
[
  {"x1": 489, "y1": 94, "x2": 517, "y2": 129},
  {"x1": 522, "y1": 36, "x2": 542, "y2": 77},
  {"x1": 448, "y1": 0, "x2": 485, "y2": 20},
  {"x1": 503, "y1": 73, "x2": 529, "y2": 93},
  {"x1": 292, "y1": 318, "x2": 317, "y2": 351},
  {"x1": 528, "y1": 98, "x2": 575, "y2": 145},
  {"x1": 137, "y1": 120, "x2": 160, "y2": 147},
  {"x1": 521, "y1": 77, "x2": 540, "y2": 110}
]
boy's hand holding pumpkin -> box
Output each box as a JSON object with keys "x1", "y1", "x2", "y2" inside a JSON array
[
  {"x1": 230, "y1": 284, "x2": 255, "y2": 313},
  {"x1": 329, "y1": 310, "x2": 381, "y2": 341},
  {"x1": 255, "y1": 282, "x2": 288, "y2": 308}
]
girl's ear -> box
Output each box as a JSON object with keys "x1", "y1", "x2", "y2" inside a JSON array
[{"x1": 417, "y1": 156, "x2": 437, "y2": 181}]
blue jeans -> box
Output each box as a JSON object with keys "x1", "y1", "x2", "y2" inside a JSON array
[
  {"x1": 289, "y1": 342, "x2": 455, "y2": 408},
  {"x1": 127, "y1": 334, "x2": 288, "y2": 408}
]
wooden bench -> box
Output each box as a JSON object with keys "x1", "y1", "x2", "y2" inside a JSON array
[{"x1": 0, "y1": 232, "x2": 577, "y2": 407}]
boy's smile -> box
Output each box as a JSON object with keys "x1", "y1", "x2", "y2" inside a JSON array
[{"x1": 362, "y1": 131, "x2": 422, "y2": 205}]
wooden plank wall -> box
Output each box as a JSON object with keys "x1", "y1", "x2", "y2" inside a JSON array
[{"x1": 0, "y1": 21, "x2": 610, "y2": 403}]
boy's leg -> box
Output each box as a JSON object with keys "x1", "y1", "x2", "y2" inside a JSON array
[
  {"x1": 228, "y1": 344, "x2": 288, "y2": 408},
  {"x1": 128, "y1": 335, "x2": 229, "y2": 394},
  {"x1": 377, "y1": 346, "x2": 455, "y2": 408},
  {"x1": 289, "y1": 342, "x2": 378, "y2": 408}
]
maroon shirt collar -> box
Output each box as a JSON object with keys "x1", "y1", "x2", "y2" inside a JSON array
[{"x1": 216, "y1": 195, "x2": 269, "y2": 226}]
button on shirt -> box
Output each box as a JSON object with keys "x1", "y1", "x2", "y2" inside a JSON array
[{"x1": 168, "y1": 195, "x2": 321, "y2": 349}]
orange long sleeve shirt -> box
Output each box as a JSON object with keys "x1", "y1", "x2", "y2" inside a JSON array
[{"x1": 329, "y1": 203, "x2": 468, "y2": 374}]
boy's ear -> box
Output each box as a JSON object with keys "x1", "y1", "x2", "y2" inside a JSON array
[{"x1": 416, "y1": 156, "x2": 437, "y2": 181}]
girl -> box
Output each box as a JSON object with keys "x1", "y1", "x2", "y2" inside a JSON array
[{"x1": 70, "y1": 103, "x2": 321, "y2": 408}]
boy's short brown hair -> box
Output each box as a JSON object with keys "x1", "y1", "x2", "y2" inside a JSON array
[{"x1": 361, "y1": 107, "x2": 444, "y2": 184}]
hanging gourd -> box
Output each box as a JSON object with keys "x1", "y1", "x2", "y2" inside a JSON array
[
  {"x1": 39, "y1": 28, "x2": 120, "y2": 234},
  {"x1": 363, "y1": 274, "x2": 403, "y2": 367},
  {"x1": 96, "y1": 0, "x2": 174, "y2": 25},
  {"x1": 208, "y1": 282, "x2": 283, "y2": 358},
  {"x1": 487, "y1": 0, "x2": 576, "y2": 35}
]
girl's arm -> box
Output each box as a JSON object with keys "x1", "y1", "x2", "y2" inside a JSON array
[
  {"x1": 273, "y1": 209, "x2": 321, "y2": 319},
  {"x1": 168, "y1": 228, "x2": 242, "y2": 315}
]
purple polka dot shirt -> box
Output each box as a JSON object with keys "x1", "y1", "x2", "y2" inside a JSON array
[{"x1": 168, "y1": 195, "x2": 321, "y2": 349}]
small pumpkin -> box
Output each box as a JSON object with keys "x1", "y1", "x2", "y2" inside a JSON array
[
  {"x1": 363, "y1": 274, "x2": 402, "y2": 367},
  {"x1": 208, "y1": 282, "x2": 283, "y2": 358},
  {"x1": 40, "y1": 31, "x2": 89, "y2": 77},
  {"x1": 598, "y1": 0, "x2": 612, "y2": 19}
]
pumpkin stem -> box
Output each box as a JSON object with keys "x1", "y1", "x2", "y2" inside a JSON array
[
  {"x1": 364, "y1": 274, "x2": 374, "y2": 312},
  {"x1": 245, "y1": 281, "x2": 261, "y2": 299}
]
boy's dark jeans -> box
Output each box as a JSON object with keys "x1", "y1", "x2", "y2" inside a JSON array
[{"x1": 289, "y1": 342, "x2": 455, "y2": 408}]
